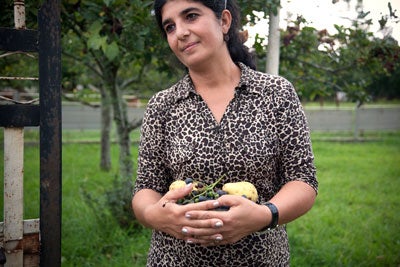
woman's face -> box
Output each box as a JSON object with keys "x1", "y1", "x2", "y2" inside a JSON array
[{"x1": 161, "y1": 0, "x2": 230, "y2": 69}]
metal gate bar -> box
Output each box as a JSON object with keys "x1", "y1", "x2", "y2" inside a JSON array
[
  {"x1": 38, "y1": 1, "x2": 62, "y2": 266},
  {"x1": 0, "y1": 0, "x2": 61, "y2": 266}
]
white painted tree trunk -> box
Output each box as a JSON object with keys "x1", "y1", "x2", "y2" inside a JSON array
[{"x1": 265, "y1": 7, "x2": 281, "y2": 75}]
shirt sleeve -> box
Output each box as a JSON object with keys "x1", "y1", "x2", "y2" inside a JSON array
[
  {"x1": 133, "y1": 93, "x2": 172, "y2": 195},
  {"x1": 274, "y1": 78, "x2": 318, "y2": 193}
]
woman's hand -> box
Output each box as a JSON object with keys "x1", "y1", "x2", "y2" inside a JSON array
[
  {"x1": 134, "y1": 186, "x2": 271, "y2": 247},
  {"x1": 182, "y1": 195, "x2": 269, "y2": 246},
  {"x1": 136, "y1": 185, "x2": 224, "y2": 243}
]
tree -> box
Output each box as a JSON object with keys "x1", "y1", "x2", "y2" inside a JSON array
[
  {"x1": 364, "y1": 37, "x2": 400, "y2": 99},
  {"x1": 250, "y1": 1, "x2": 400, "y2": 105},
  {"x1": 61, "y1": 0, "x2": 177, "y2": 178},
  {"x1": 60, "y1": 0, "x2": 180, "y2": 227},
  {"x1": 265, "y1": 6, "x2": 280, "y2": 75}
]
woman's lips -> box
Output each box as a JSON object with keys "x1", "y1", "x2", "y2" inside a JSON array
[{"x1": 182, "y1": 42, "x2": 198, "y2": 52}]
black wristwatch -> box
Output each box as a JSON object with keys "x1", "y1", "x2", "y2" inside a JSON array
[{"x1": 263, "y1": 202, "x2": 279, "y2": 230}]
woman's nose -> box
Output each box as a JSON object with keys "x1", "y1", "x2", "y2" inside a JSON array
[{"x1": 176, "y1": 23, "x2": 189, "y2": 39}]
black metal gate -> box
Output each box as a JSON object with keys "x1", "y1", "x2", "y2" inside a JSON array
[{"x1": 0, "y1": 0, "x2": 61, "y2": 266}]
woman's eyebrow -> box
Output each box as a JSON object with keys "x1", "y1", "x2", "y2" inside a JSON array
[{"x1": 162, "y1": 7, "x2": 201, "y2": 27}]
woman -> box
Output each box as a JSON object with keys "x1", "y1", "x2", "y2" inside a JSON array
[{"x1": 132, "y1": 0, "x2": 318, "y2": 265}]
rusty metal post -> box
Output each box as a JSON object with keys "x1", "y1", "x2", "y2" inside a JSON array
[
  {"x1": 3, "y1": 128, "x2": 24, "y2": 266},
  {"x1": 38, "y1": 0, "x2": 62, "y2": 266},
  {"x1": 0, "y1": 0, "x2": 61, "y2": 265}
]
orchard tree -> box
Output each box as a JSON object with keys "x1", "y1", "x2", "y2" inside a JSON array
[
  {"x1": 61, "y1": 0, "x2": 176, "y2": 177},
  {"x1": 251, "y1": 1, "x2": 400, "y2": 105},
  {"x1": 61, "y1": 0, "x2": 179, "y2": 227}
]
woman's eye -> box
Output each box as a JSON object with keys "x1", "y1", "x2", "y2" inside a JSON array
[
  {"x1": 186, "y1": 13, "x2": 198, "y2": 21},
  {"x1": 164, "y1": 24, "x2": 175, "y2": 34}
]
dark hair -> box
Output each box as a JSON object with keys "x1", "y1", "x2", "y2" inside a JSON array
[{"x1": 153, "y1": 0, "x2": 256, "y2": 70}]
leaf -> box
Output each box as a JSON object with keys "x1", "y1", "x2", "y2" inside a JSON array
[
  {"x1": 87, "y1": 34, "x2": 107, "y2": 50},
  {"x1": 102, "y1": 41, "x2": 120, "y2": 61},
  {"x1": 88, "y1": 21, "x2": 103, "y2": 35},
  {"x1": 103, "y1": 0, "x2": 112, "y2": 7}
]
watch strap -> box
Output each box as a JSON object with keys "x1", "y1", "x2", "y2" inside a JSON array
[{"x1": 263, "y1": 202, "x2": 279, "y2": 230}]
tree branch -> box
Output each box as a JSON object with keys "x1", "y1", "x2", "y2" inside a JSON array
[
  {"x1": 62, "y1": 50, "x2": 102, "y2": 78},
  {"x1": 128, "y1": 117, "x2": 142, "y2": 132},
  {"x1": 292, "y1": 75, "x2": 343, "y2": 92},
  {"x1": 283, "y1": 56, "x2": 355, "y2": 74},
  {"x1": 62, "y1": 92, "x2": 100, "y2": 108},
  {"x1": 119, "y1": 60, "x2": 148, "y2": 90}
]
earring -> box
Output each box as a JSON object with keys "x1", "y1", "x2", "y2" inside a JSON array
[{"x1": 224, "y1": 34, "x2": 230, "y2": 42}]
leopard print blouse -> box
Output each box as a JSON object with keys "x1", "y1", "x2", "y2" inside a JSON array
[{"x1": 134, "y1": 62, "x2": 318, "y2": 266}]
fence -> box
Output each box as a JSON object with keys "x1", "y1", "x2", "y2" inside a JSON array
[
  {"x1": 61, "y1": 104, "x2": 400, "y2": 132},
  {"x1": 305, "y1": 106, "x2": 400, "y2": 131},
  {"x1": 0, "y1": 0, "x2": 62, "y2": 266}
]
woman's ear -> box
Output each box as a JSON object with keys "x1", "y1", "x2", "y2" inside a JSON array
[{"x1": 221, "y1": 9, "x2": 232, "y2": 34}]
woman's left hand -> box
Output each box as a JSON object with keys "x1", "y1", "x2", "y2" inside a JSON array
[{"x1": 182, "y1": 195, "x2": 269, "y2": 246}]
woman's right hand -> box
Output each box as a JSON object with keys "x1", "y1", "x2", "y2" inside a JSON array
[
  {"x1": 134, "y1": 185, "x2": 224, "y2": 242},
  {"x1": 144, "y1": 184, "x2": 194, "y2": 238}
]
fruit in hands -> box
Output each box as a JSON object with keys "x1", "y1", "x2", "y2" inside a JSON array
[
  {"x1": 222, "y1": 181, "x2": 258, "y2": 202},
  {"x1": 169, "y1": 180, "x2": 186, "y2": 191},
  {"x1": 169, "y1": 175, "x2": 258, "y2": 204},
  {"x1": 168, "y1": 179, "x2": 206, "y2": 192}
]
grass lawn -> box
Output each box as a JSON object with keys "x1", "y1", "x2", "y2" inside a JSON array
[
  {"x1": 0, "y1": 129, "x2": 399, "y2": 266},
  {"x1": 289, "y1": 131, "x2": 400, "y2": 266}
]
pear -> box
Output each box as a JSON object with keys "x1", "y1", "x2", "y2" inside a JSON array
[{"x1": 222, "y1": 181, "x2": 258, "y2": 202}]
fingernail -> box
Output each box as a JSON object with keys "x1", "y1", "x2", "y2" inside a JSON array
[
  {"x1": 182, "y1": 228, "x2": 188, "y2": 234},
  {"x1": 215, "y1": 236, "x2": 223, "y2": 241},
  {"x1": 186, "y1": 239, "x2": 193, "y2": 244},
  {"x1": 185, "y1": 213, "x2": 191, "y2": 218},
  {"x1": 213, "y1": 201, "x2": 219, "y2": 207},
  {"x1": 186, "y1": 183, "x2": 192, "y2": 187},
  {"x1": 215, "y1": 221, "x2": 223, "y2": 228}
]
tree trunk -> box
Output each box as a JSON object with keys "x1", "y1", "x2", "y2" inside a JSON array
[
  {"x1": 100, "y1": 63, "x2": 135, "y2": 228},
  {"x1": 99, "y1": 89, "x2": 112, "y2": 171},
  {"x1": 266, "y1": 7, "x2": 281, "y2": 75},
  {"x1": 106, "y1": 67, "x2": 133, "y2": 179},
  {"x1": 118, "y1": 128, "x2": 133, "y2": 179}
]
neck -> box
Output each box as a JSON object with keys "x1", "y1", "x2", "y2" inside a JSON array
[{"x1": 189, "y1": 59, "x2": 240, "y2": 92}]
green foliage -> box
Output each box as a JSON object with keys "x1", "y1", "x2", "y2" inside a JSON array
[
  {"x1": 237, "y1": 0, "x2": 281, "y2": 24},
  {"x1": 365, "y1": 38, "x2": 400, "y2": 99},
  {"x1": 251, "y1": 4, "x2": 400, "y2": 105},
  {"x1": 81, "y1": 173, "x2": 138, "y2": 229},
  {"x1": 0, "y1": 1, "x2": 41, "y2": 90},
  {"x1": 61, "y1": 0, "x2": 176, "y2": 95},
  {"x1": 105, "y1": 176, "x2": 135, "y2": 226}
]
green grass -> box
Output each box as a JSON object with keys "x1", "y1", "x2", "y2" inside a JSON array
[
  {"x1": 0, "y1": 129, "x2": 399, "y2": 266},
  {"x1": 289, "y1": 132, "x2": 400, "y2": 266}
]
